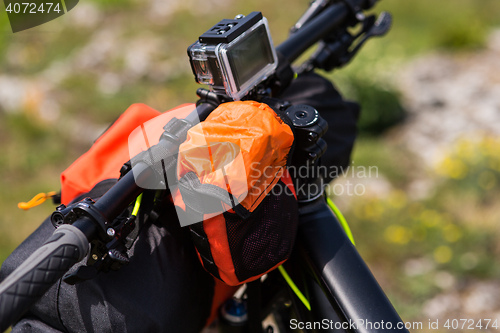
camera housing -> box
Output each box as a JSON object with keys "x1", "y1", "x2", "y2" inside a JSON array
[{"x1": 188, "y1": 12, "x2": 278, "y2": 100}]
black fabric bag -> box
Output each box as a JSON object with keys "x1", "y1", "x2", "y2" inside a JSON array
[
  {"x1": 0, "y1": 182, "x2": 215, "y2": 333},
  {"x1": 280, "y1": 72, "x2": 360, "y2": 183}
]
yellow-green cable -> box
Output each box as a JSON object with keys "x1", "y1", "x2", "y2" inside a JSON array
[
  {"x1": 327, "y1": 197, "x2": 355, "y2": 246},
  {"x1": 278, "y1": 198, "x2": 354, "y2": 311},
  {"x1": 278, "y1": 266, "x2": 311, "y2": 311},
  {"x1": 132, "y1": 194, "x2": 143, "y2": 216}
]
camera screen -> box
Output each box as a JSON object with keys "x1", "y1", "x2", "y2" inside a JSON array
[{"x1": 226, "y1": 24, "x2": 275, "y2": 90}]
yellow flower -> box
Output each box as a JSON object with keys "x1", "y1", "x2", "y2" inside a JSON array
[
  {"x1": 387, "y1": 189, "x2": 407, "y2": 209},
  {"x1": 358, "y1": 199, "x2": 384, "y2": 221},
  {"x1": 434, "y1": 245, "x2": 452, "y2": 264},
  {"x1": 419, "y1": 209, "x2": 442, "y2": 228},
  {"x1": 384, "y1": 225, "x2": 411, "y2": 245},
  {"x1": 439, "y1": 157, "x2": 468, "y2": 179},
  {"x1": 480, "y1": 136, "x2": 500, "y2": 157},
  {"x1": 442, "y1": 224, "x2": 463, "y2": 243},
  {"x1": 456, "y1": 139, "x2": 475, "y2": 161}
]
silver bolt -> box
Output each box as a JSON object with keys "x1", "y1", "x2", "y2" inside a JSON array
[
  {"x1": 107, "y1": 228, "x2": 116, "y2": 237},
  {"x1": 234, "y1": 14, "x2": 245, "y2": 19}
]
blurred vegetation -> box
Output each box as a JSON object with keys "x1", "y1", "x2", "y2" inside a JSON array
[
  {"x1": 1, "y1": 0, "x2": 500, "y2": 328},
  {"x1": 346, "y1": 77, "x2": 405, "y2": 135},
  {"x1": 344, "y1": 135, "x2": 500, "y2": 320}
]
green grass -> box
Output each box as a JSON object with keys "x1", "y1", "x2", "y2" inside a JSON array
[
  {"x1": 374, "y1": 0, "x2": 499, "y2": 53},
  {"x1": 350, "y1": 137, "x2": 417, "y2": 186}
]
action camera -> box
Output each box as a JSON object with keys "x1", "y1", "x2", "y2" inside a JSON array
[{"x1": 188, "y1": 12, "x2": 278, "y2": 100}]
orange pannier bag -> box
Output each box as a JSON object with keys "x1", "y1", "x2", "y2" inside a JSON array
[
  {"x1": 175, "y1": 101, "x2": 298, "y2": 286},
  {"x1": 60, "y1": 103, "x2": 195, "y2": 205}
]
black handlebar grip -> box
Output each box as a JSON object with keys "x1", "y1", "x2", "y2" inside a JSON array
[{"x1": 0, "y1": 225, "x2": 89, "y2": 332}]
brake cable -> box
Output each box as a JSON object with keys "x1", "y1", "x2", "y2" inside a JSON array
[{"x1": 278, "y1": 197, "x2": 355, "y2": 311}]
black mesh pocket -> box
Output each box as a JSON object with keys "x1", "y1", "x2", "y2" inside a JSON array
[{"x1": 224, "y1": 180, "x2": 298, "y2": 282}]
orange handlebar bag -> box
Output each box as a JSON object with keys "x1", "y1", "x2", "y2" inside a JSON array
[{"x1": 175, "y1": 101, "x2": 298, "y2": 286}]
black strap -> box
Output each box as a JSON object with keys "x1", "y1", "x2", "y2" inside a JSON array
[
  {"x1": 179, "y1": 172, "x2": 231, "y2": 280},
  {"x1": 189, "y1": 222, "x2": 221, "y2": 280},
  {"x1": 178, "y1": 172, "x2": 234, "y2": 214},
  {"x1": 70, "y1": 179, "x2": 117, "y2": 204},
  {"x1": 179, "y1": 171, "x2": 254, "y2": 220}
]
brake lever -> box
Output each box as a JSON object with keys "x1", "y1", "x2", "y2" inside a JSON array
[
  {"x1": 296, "y1": 11, "x2": 391, "y2": 74},
  {"x1": 339, "y1": 11, "x2": 392, "y2": 65},
  {"x1": 52, "y1": 196, "x2": 139, "y2": 284}
]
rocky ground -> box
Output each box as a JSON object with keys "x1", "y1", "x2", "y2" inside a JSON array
[{"x1": 394, "y1": 29, "x2": 500, "y2": 167}]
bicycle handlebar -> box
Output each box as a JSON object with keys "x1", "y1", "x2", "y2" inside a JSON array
[
  {"x1": 276, "y1": 0, "x2": 373, "y2": 63},
  {"x1": 277, "y1": 3, "x2": 349, "y2": 63}
]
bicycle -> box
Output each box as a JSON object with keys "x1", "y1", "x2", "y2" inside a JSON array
[{"x1": 0, "y1": 0, "x2": 408, "y2": 332}]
